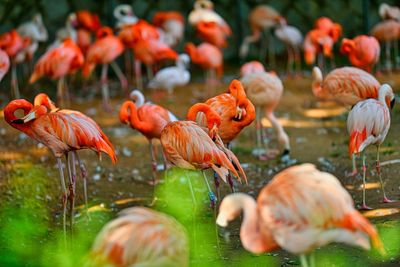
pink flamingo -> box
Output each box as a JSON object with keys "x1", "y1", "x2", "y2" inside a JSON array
[{"x1": 347, "y1": 84, "x2": 395, "y2": 209}]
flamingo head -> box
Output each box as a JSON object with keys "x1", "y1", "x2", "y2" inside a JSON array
[
  {"x1": 195, "y1": 0, "x2": 214, "y2": 10},
  {"x1": 12, "y1": 104, "x2": 47, "y2": 124}
]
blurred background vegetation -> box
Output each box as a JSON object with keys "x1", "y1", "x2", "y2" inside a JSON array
[{"x1": 0, "y1": 0, "x2": 398, "y2": 61}]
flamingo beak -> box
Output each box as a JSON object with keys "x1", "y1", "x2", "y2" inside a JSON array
[
  {"x1": 390, "y1": 98, "x2": 395, "y2": 110},
  {"x1": 12, "y1": 111, "x2": 37, "y2": 124},
  {"x1": 235, "y1": 107, "x2": 243, "y2": 120}
]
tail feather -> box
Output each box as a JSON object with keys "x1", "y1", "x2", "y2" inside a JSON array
[
  {"x1": 97, "y1": 134, "x2": 117, "y2": 164},
  {"x1": 29, "y1": 70, "x2": 41, "y2": 84},
  {"x1": 348, "y1": 128, "x2": 367, "y2": 157},
  {"x1": 342, "y1": 211, "x2": 385, "y2": 255},
  {"x1": 82, "y1": 62, "x2": 96, "y2": 78}
]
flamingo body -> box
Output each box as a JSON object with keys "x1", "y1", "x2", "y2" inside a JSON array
[
  {"x1": 185, "y1": 42, "x2": 223, "y2": 78},
  {"x1": 0, "y1": 49, "x2": 10, "y2": 81}
]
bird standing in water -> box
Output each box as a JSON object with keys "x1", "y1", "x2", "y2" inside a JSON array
[
  {"x1": 217, "y1": 164, "x2": 384, "y2": 267},
  {"x1": 119, "y1": 90, "x2": 177, "y2": 185},
  {"x1": 347, "y1": 84, "x2": 395, "y2": 209},
  {"x1": 4, "y1": 97, "x2": 116, "y2": 234}
]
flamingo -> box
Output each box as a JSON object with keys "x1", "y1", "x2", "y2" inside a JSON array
[
  {"x1": 314, "y1": 17, "x2": 342, "y2": 43},
  {"x1": 217, "y1": 164, "x2": 384, "y2": 267},
  {"x1": 16, "y1": 13, "x2": 48, "y2": 72},
  {"x1": 370, "y1": 19, "x2": 400, "y2": 72},
  {"x1": 0, "y1": 49, "x2": 10, "y2": 82},
  {"x1": 379, "y1": 3, "x2": 400, "y2": 21},
  {"x1": 147, "y1": 54, "x2": 190, "y2": 95},
  {"x1": 113, "y1": 4, "x2": 138, "y2": 29},
  {"x1": 29, "y1": 38, "x2": 84, "y2": 107},
  {"x1": 311, "y1": 66, "x2": 379, "y2": 106},
  {"x1": 347, "y1": 84, "x2": 395, "y2": 209},
  {"x1": 274, "y1": 18, "x2": 303, "y2": 75},
  {"x1": 240, "y1": 69, "x2": 290, "y2": 161},
  {"x1": 0, "y1": 29, "x2": 25, "y2": 98},
  {"x1": 119, "y1": 90, "x2": 177, "y2": 184},
  {"x1": 195, "y1": 21, "x2": 228, "y2": 48},
  {"x1": 239, "y1": 5, "x2": 282, "y2": 65},
  {"x1": 188, "y1": 80, "x2": 255, "y2": 195},
  {"x1": 188, "y1": 0, "x2": 231, "y2": 35},
  {"x1": 51, "y1": 13, "x2": 78, "y2": 48},
  {"x1": 83, "y1": 27, "x2": 127, "y2": 110},
  {"x1": 185, "y1": 42, "x2": 222, "y2": 91},
  {"x1": 161, "y1": 103, "x2": 247, "y2": 205},
  {"x1": 303, "y1": 29, "x2": 334, "y2": 70},
  {"x1": 153, "y1": 11, "x2": 185, "y2": 47},
  {"x1": 89, "y1": 207, "x2": 188, "y2": 267},
  {"x1": 240, "y1": 60, "x2": 265, "y2": 76},
  {"x1": 340, "y1": 35, "x2": 380, "y2": 73},
  {"x1": 4, "y1": 97, "x2": 116, "y2": 233},
  {"x1": 75, "y1": 10, "x2": 102, "y2": 55}
]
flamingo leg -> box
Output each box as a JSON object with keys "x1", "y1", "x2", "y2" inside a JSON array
[
  {"x1": 267, "y1": 31, "x2": 276, "y2": 68},
  {"x1": 213, "y1": 171, "x2": 221, "y2": 203},
  {"x1": 57, "y1": 157, "x2": 67, "y2": 240},
  {"x1": 110, "y1": 61, "x2": 128, "y2": 95},
  {"x1": 287, "y1": 46, "x2": 293, "y2": 76},
  {"x1": 11, "y1": 62, "x2": 20, "y2": 99},
  {"x1": 101, "y1": 64, "x2": 112, "y2": 111},
  {"x1": 299, "y1": 254, "x2": 310, "y2": 267},
  {"x1": 134, "y1": 58, "x2": 143, "y2": 91},
  {"x1": 124, "y1": 50, "x2": 132, "y2": 85},
  {"x1": 294, "y1": 46, "x2": 301, "y2": 76},
  {"x1": 161, "y1": 149, "x2": 168, "y2": 171},
  {"x1": 376, "y1": 145, "x2": 394, "y2": 203},
  {"x1": 309, "y1": 252, "x2": 316, "y2": 267},
  {"x1": 57, "y1": 77, "x2": 66, "y2": 108},
  {"x1": 74, "y1": 152, "x2": 90, "y2": 219},
  {"x1": 187, "y1": 175, "x2": 197, "y2": 206},
  {"x1": 361, "y1": 153, "x2": 372, "y2": 210},
  {"x1": 202, "y1": 171, "x2": 216, "y2": 208},
  {"x1": 146, "y1": 64, "x2": 154, "y2": 81},
  {"x1": 149, "y1": 140, "x2": 158, "y2": 186},
  {"x1": 66, "y1": 154, "x2": 75, "y2": 230},
  {"x1": 385, "y1": 41, "x2": 392, "y2": 72},
  {"x1": 393, "y1": 39, "x2": 399, "y2": 70},
  {"x1": 351, "y1": 153, "x2": 358, "y2": 176}
]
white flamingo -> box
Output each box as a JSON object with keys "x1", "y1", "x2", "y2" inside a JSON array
[{"x1": 113, "y1": 4, "x2": 138, "y2": 29}]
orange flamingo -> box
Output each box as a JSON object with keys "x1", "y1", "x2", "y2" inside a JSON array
[
  {"x1": 29, "y1": 38, "x2": 84, "y2": 107},
  {"x1": 370, "y1": 19, "x2": 400, "y2": 72},
  {"x1": 4, "y1": 97, "x2": 116, "y2": 233},
  {"x1": 153, "y1": 11, "x2": 185, "y2": 47},
  {"x1": 185, "y1": 42, "x2": 222, "y2": 88},
  {"x1": 312, "y1": 66, "x2": 379, "y2": 106},
  {"x1": 119, "y1": 90, "x2": 177, "y2": 184},
  {"x1": 240, "y1": 60, "x2": 265, "y2": 76},
  {"x1": 161, "y1": 103, "x2": 247, "y2": 205},
  {"x1": 0, "y1": 29, "x2": 26, "y2": 98},
  {"x1": 303, "y1": 29, "x2": 334, "y2": 69},
  {"x1": 217, "y1": 164, "x2": 384, "y2": 267},
  {"x1": 75, "y1": 10, "x2": 101, "y2": 54},
  {"x1": 196, "y1": 21, "x2": 228, "y2": 48},
  {"x1": 314, "y1": 17, "x2": 342, "y2": 43},
  {"x1": 347, "y1": 84, "x2": 395, "y2": 209},
  {"x1": 340, "y1": 35, "x2": 380, "y2": 73},
  {"x1": 83, "y1": 27, "x2": 127, "y2": 110},
  {"x1": 239, "y1": 5, "x2": 282, "y2": 63},
  {"x1": 0, "y1": 49, "x2": 10, "y2": 82},
  {"x1": 89, "y1": 207, "x2": 188, "y2": 267},
  {"x1": 241, "y1": 70, "x2": 290, "y2": 161}
]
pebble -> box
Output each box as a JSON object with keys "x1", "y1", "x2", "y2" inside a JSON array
[
  {"x1": 93, "y1": 174, "x2": 101, "y2": 181},
  {"x1": 122, "y1": 147, "x2": 132, "y2": 157}
]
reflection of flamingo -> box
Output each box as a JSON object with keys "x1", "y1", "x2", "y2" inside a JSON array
[
  {"x1": 83, "y1": 27, "x2": 127, "y2": 110},
  {"x1": 274, "y1": 18, "x2": 303, "y2": 75},
  {"x1": 340, "y1": 35, "x2": 380, "y2": 73},
  {"x1": 161, "y1": 103, "x2": 247, "y2": 205},
  {"x1": 29, "y1": 38, "x2": 84, "y2": 107},
  {"x1": 347, "y1": 84, "x2": 395, "y2": 210},
  {"x1": 4, "y1": 98, "x2": 116, "y2": 233},
  {"x1": 217, "y1": 164, "x2": 384, "y2": 267},
  {"x1": 0, "y1": 29, "x2": 25, "y2": 98},
  {"x1": 185, "y1": 42, "x2": 222, "y2": 90},
  {"x1": 90, "y1": 207, "x2": 188, "y2": 267},
  {"x1": 119, "y1": 90, "x2": 177, "y2": 184},
  {"x1": 240, "y1": 5, "x2": 282, "y2": 65},
  {"x1": 148, "y1": 54, "x2": 190, "y2": 95},
  {"x1": 311, "y1": 66, "x2": 379, "y2": 106},
  {"x1": 241, "y1": 70, "x2": 290, "y2": 160}
]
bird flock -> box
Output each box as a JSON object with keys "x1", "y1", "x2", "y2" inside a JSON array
[{"x1": 1, "y1": 1, "x2": 400, "y2": 266}]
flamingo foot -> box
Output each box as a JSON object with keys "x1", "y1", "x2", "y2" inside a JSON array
[
  {"x1": 359, "y1": 204, "x2": 373, "y2": 210},
  {"x1": 382, "y1": 197, "x2": 395, "y2": 203}
]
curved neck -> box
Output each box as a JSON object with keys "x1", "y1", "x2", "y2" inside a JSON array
[
  {"x1": 4, "y1": 100, "x2": 33, "y2": 134},
  {"x1": 187, "y1": 103, "x2": 221, "y2": 132},
  {"x1": 130, "y1": 90, "x2": 145, "y2": 107},
  {"x1": 34, "y1": 93, "x2": 57, "y2": 111},
  {"x1": 266, "y1": 112, "x2": 290, "y2": 150},
  {"x1": 236, "y1": 195, "x2": 270, "y2": 254},
  {"x1": 236, "y1": 99, "x2": 256, "y2": 127},
  {"x1": 378, "y1": 84, "x2": 393, "y2": 107},
  {"x1": 120, "y1": 101, "x2": 152, "y2": 133}
]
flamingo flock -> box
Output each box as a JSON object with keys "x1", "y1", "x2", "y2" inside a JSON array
[{"x1": 1, "y1": 1, "x2": 400, "y2": 266}]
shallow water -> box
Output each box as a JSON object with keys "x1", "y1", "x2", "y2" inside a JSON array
[{"x1": 0, "y1": 72, "x2": 400, "y2": 266}]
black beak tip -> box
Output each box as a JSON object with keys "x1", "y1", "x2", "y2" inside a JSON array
[
  {"x1": 12, "y1": 119, "x2": 24, "y2": 124},
  {"x1": 390, "y1": 99, "x2": 395, "y2": 110},
  {"x1": 282, "y1": 149, "x2": 290, "y2": 157}
]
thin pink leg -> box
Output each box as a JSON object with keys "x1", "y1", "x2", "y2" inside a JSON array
[
  {"x1": 376, "y1": 146, "x2": 395, "y2": 203},
  {"x1": 360, "y1": 153, "x2": 373, "y2": 210}
]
